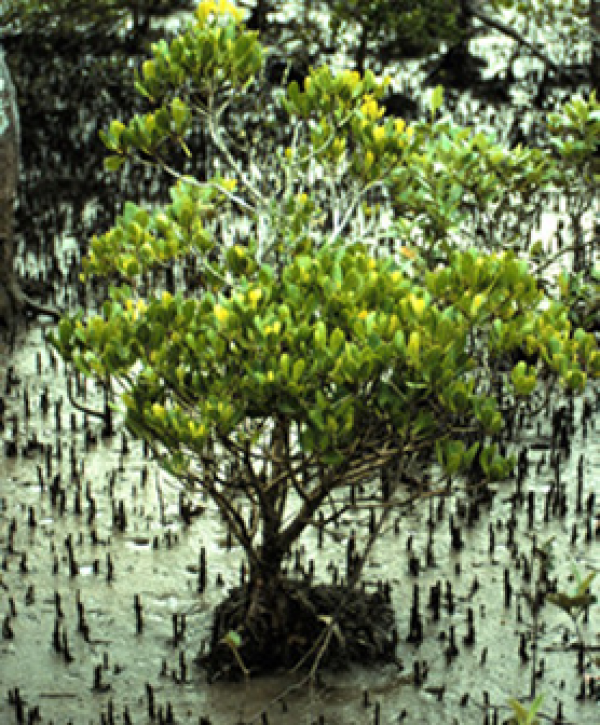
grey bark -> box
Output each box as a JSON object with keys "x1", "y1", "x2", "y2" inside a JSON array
[
  {"x1": 0, "y1": 43, "x2": 22, "y2": 325},
  {"x1": 0, "y1": 45, "x2": 60, "y2": 335},
  {"x1": 592, "y1": 0, "x2": 600, "y2": 87}
]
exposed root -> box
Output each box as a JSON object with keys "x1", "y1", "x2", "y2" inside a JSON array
[
  {"x1": 23, "y1": 295, "x2": 62, "y2": 321},
  {"x1": 195, "y1": 580, "x2": 397, "y2": 683},
  {"x1": 0, "y1": 277, "x2": 62, "y2": 346}
]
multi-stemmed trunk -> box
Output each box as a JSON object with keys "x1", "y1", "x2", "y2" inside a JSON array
[{"x1": 204, "y1": 422, "x2": 338, "y2": 678}]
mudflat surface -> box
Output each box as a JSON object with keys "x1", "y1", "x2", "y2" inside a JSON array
[{"x1": 1, "y1": 325, "x2": 599, "y2": 724}]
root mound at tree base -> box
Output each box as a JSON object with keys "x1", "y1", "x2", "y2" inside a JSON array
[{"x1": 196, "y1": 580, "x2": 397, "y2": 683}]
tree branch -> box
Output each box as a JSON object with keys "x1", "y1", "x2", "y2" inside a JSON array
[{"x1": 465, "y1": 0, "x2": 560, "y2": 73}]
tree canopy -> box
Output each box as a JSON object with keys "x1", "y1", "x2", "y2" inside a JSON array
[{"x1": 47, "y1": 0, "x2": 599, "y2": 675}]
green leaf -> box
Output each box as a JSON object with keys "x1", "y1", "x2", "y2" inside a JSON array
[
  {"x1": 322, "y1": 450, "x2": 344, "y2": 465},
  {"x1": 393, "y1": 330, "x2": 406, "y2": 355},
  {"x1": 300, "y1": 426, "x2": 315, "y2": 451},
  {"x1": 122, "y1": 201, "x2": 139, "y2": 223},
  {"x1": 430, "y1": 85, "x2": 444, "y2": 120},
  {"x1": 574, "y1": 569, "x2": 596, "y2": 597},
  {"x1": 308, "y1": 408, "x2": 325, "y2": 431},
  {"x1": 463, "y1": 442, "x2": 480, "y2": 467},
  {"x1": 332, "y1": 262, "x2": 343, "y2": 287},
  {"x1": 445, "y1": 440, "x2": 465, "y2": 474},
  {"x1": 330, "y1": 327, "x2": 345, "y2": 356},
  {"x1": 222, "y1": 630, "x2": 242, "y2": 649},
  {"x1": 507, "y1": 698, "x2": 529, "y2": 723},
  {"x1": 104, "y1": 155, "x2": 125, "y2": 172},
  {"x1": 407, "y1": 331, "x2": 420, "y2": 365},
  {"x1": 142, "y1": 59, "x2": 156, "y2": 81},
  {"x1": 123, "y1": 257, "x2": 140, "y2": 276},
  {"x1": 171, "y1": 97, "x2": 189, "y2": 129},
  {"x1": 507, "y1": 694, "x2": 544, "y2": 725},
  {"x1": 287, "y1": 80, "x2": 301, "y2": 111},
  {"x1": 315, "y1": 390, "x2": 327, "y2": 410},
  {"x1": 314, "y1": 320, "x2": 327, "y2": 350},
  {"x1": 134, "y1": 80, "x2": 153, "y2": 100},
  {"x1": 58, "y1": 318, "x2": 73, "y2": 346},
  {"x1": 292, "y1": 359, "x2": 306, "y2": 382}
]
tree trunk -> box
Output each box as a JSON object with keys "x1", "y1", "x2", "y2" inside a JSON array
[
  {"x1": 592, "y1": 0, "x2": 600, "y2": 86},
  {"x1": 0, "y1": 45, "x2": 60, "y2": 338},
  {"x1": 246, "y1": 0, "x2": 268, "y2": 33},
  {"x1": 0, "y1": 44, "x2": 22, "y2": 331},
  {"x1": 245, "y1": 420, "x2": 289, "y2": 633}
]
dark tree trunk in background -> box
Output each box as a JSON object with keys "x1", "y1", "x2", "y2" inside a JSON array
[
  {"x1": 0, "y1": 44, "x2": 22, "y2": 331},
  {"x1": 246, "y1": 0, "x2": 269, "y2": 33},
  {"x1": 592, "y1": 0, "x2": 600, "y2": 87},
  {"x1": 0, "y1": 45, "x2": 60, "y2": 339}
]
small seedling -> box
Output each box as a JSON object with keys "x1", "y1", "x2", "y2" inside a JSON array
[
  {"x1": 546, "y1": 563, "x2": 597, "y2": 619},
  {"x1": 220, "y1": 629, "x2": 249, "y2": 678},
  {"x1": 546, "y1": 561, "x2": 597, "y2": 660},
  {"x1": 506, "y1": 694, "x2": 544, "y2": 725}
]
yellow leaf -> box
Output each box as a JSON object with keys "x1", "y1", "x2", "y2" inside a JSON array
[
  {"x1": 394, "y1": 118, "x2": 406, "y2": 134},
  {"x1": 342, "y1": 70, "x2": 360, "y2": 88},
  {"x1": 196, "y1": 1, "x2": 217, "y2": 22},
  {"x1": 214, "y1": 304, "x2": 229, "y2": 323},
  {"x1": 332, "y1": 138, "x2": 346, "y2": 157},
  {"x1": 410, "y1": 294, "x2": 426, "y2": 317},
  {"x1": 361, "y1": 97, "x2": 383, "y2": 121},
  {"x1": 248, "y1": 289, "x2": 262, "y2": 307},
  {"x1": 221, "y1": 178, "x2": 237, "y2": 192},
  {"x1": 399, "y1": 246, "x2": 417, "y2": 260},
  {"x1": 471, "y1": 294, "x2": 485, "y2": 316},
  {"x1": 387, "y1": 314, "x2": 399, "y2": 336},
  {"x1": 373, "y1": 126, "x2": 385, "y2": 143}
]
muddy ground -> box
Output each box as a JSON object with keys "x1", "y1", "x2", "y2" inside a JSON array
[{"x1": 1, "y1": 321, "x2": 599, "y2": 724}]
